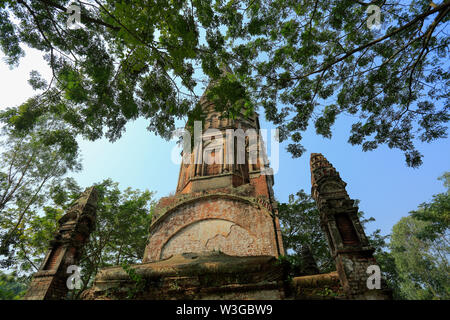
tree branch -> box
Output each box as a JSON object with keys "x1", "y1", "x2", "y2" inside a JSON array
[{"x1": 291, "y1": 1, "x2": 450, "y2": 81}]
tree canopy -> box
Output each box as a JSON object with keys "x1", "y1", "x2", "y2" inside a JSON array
[
  {"x1": 2, "y1": 177, "x2": 155, "y2": 299},
  {"x1": 0, "y1": 115, "x2": 81, "y2": 264},
  {"x1": 0, "y1": 0, "x2": 448, "y2": 167}
]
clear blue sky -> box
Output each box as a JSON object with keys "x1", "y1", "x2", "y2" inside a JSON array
[{"x1": 1, "y1": 47, "x2": 449, "y2": 238}]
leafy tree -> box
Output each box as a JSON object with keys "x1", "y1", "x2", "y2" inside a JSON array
[
  {"x1": 390, "y1": 173, "x2": 449, "y2": 299},
  {"x1": 9, "y1": 178, "x2": 155, "y2": 299},
  {"x1": 278, "y1": 190, "x2": 334, "y2": 274},
  {"x1": 0, "y1": 270, "x2": 28, "y2": 300},
  {"x1": 0, "y1": 115, "x2": 81, "y2": 266},
  {"x1": 76, "y1": 178, "x2": 155, "y2": 298},
  {"x1": 390, "y1": 215, "x2": 449, "y2": 299},
  {"x1": 223, "y1": 0, "x2": 450, "y2": 167},
  {"x1": 0, "y1": 0, "x2": 217, "y2": 141},
  {"x1": 410, "y1": 172, "x2": 449, "y2": 241},
  {"x1": 0, "y1": 0, "x2": 448, "y2": 167},
  {"x1": 1, "y1": 177, "x2": 81, "y2": 274}
]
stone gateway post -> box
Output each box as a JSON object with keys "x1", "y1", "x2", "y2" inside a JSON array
[
  {"x1": 310, "y1": 153, "x2": 392, "y2": 299},
  {"x1": 23, "y1": 187, "x2": 98, "y2": 300}
]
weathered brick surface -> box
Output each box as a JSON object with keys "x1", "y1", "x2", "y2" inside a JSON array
[
  {"x1": 293, "y1": 271, "x2": 344, "y2": 299},
  {"x1": 143, "y1": 95, "x2": 285, "y2": 262},
  {"x1": 144, "y1": 195, "x2": 279, "y2": 262},
  {"x1": 82, "y1": 252, "x2": 285, "y2": 300}
]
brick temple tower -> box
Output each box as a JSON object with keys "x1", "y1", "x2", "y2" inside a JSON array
[
  {"x1": 143, "y1": 82, "x2": 284, "y2": 263},
  {"x1": 83, "y1": 80, "x2": 287, "y2": 300}
]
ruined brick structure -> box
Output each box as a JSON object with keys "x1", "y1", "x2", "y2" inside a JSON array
[
  {"x1": 23, "y1": 187, "x2": 98, "y2": 300},
  {"x1": 80, "y1": 86, "x2": 391, "y2": 300},
  {"x1": 310, "y1": 153, "x2": 391, "y2": 299},
  {"x1": 27, "y1": 75, "x2": 391, "y2": 300},
  {"x1": 143, "y1": 86, "x2": 284, "y2": 262},
  {"x1": 82, "y1": 78, "x2": 289, "y2": 300},
  {"x1": 77, "y1": 151, "x2": 392, "y2": 300}
]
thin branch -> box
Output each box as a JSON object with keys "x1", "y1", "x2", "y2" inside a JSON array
[
  {"x1": 406, "y1": 5, "x2": 450, "y2": 105},
  {"x1": 290, "y1": 1, "x2": 449, "y2": 81}
]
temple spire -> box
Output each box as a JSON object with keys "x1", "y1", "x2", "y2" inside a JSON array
[{"x1": 176, "y1": 72, "x2": 268, "y2": 195}]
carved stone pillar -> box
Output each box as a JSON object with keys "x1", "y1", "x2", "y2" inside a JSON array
[
  {"x1": 23, "y1": 187, "x2": 98, "y2": 300},
  {"x1": 310, "y1": 154, "x2": 391, "y2": 300}
]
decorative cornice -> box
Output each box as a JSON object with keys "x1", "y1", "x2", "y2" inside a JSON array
[{"x1": 149, "y1": 192, "x2": 273, "y2": 234}]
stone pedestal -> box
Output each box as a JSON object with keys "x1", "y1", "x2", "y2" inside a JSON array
[{"x1": 82, "y1": 252, "x2": 285, "y2": 300}]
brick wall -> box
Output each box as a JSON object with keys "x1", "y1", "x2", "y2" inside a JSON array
[{"x1": 144, "y1": 195, "x2": 279, "y2": 262}]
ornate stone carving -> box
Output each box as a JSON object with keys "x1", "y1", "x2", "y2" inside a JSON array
[{"x1": 310, "y1": 153, "x2": 391, "y2": 300}]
